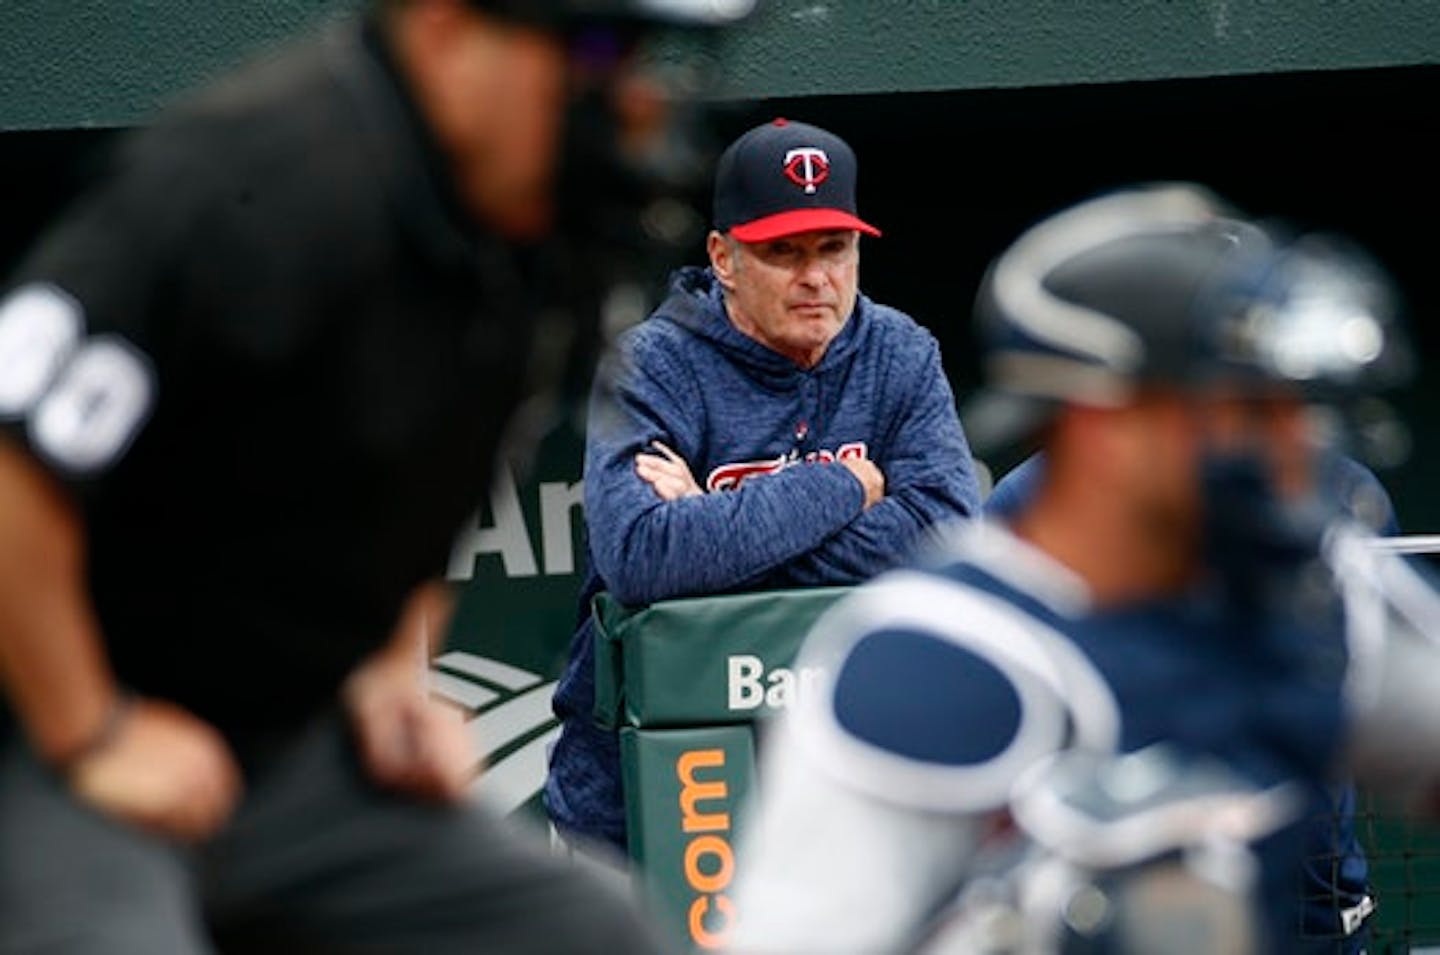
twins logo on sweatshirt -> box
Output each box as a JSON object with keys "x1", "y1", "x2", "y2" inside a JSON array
[{"x1": 706, "y1": 441, "x2": 868, "y2": 493}]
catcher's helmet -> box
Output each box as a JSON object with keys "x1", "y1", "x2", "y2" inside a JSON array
[{"x1": 964, "y1": 182, "x2": 1409, "y2": 454}]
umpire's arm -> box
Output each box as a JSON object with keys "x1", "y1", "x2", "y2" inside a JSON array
[
  {"x1": 0, "y1": 137, "x2": 243, "y2": 840},
  {"x1": 0, "y1": 438, "x2": 241, "y2": 839},
  {"x1": 0, "y1": 439, "x2": 119, "y2": 768}
]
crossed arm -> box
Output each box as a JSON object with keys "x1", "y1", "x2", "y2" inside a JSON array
[
  {"x1": 588, "y1": 343, "x2": 978, "y2": 607},
  {"x1": 636, "y1": 439, "x2": 885, "y2": 508}
]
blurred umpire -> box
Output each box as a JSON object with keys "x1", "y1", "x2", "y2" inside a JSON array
[
  {"x1": 726, "y1": 183, "x2": 1436, "y2": 954},
  {"x1": 0, "y1": 0, "x2": 754, "y2": 951}
]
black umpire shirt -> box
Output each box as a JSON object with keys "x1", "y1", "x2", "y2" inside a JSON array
[{"x1": 0, "y1": 19, "x2": 543, "y2": 749}]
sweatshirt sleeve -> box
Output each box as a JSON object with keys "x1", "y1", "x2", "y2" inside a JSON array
[
  {"x1": 770, "y1": 337, "x2": 979, "y2": 586},
  {"x1": 584, "y1": 336, "x2": 867, "y2": 607}
]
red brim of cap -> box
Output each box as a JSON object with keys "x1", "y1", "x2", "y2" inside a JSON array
[{"x1": 729, "y1": 208, "x2": 882, "y2": 243}]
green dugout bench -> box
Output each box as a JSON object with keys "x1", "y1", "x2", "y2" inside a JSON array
[{"x1": 592, "y1": 586, "x2": 851, "y2": 952}]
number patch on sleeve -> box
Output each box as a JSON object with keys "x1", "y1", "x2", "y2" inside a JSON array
[
  {"x1": 0, "y1": 284, "x2": 155, "y2": 474},
  {"x1": 0, "y1": 285, "x2": 83, "y2": 416}
]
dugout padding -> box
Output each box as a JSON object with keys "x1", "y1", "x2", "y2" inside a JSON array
[{"x1": 594, "y1": 587, "x2": 849, "y2": 950}]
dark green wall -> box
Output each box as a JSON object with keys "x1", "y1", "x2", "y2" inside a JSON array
[
  {"x1": 0, "y1": 1, "x2": 359, "y2": 130},
  {"x1": 3, "y1": 1, "x2": 1438, "y2": 130},
  {"x1": 711, "y1": 0, "x2": 1440, "y2": 98}
]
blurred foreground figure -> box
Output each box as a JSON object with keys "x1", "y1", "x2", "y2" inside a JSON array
[
  {"x1": 0, "y1": 0, "x2": 753, "y2": 951},
  {"x1": 727, "y1": 183, "x2": 1439, "y2": 953},
  {"x1": 987, "y1": 446, "x2": 1397, "y2": 952}
]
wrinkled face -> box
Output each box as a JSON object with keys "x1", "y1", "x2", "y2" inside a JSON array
[{"x1": 708, "y1": 229, "x2": 861, "y2": 369}]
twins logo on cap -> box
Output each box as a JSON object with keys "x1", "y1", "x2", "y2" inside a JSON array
[
  {"x1": 783, "y1": 147, "x2": 830, "y2": 194},
  {"x1": 713, "y1": 118, "x2": 881, "y2": 243}
]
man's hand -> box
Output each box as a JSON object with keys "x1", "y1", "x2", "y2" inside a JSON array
[
  {"x1": 343, "y1": 581, "x2": 469, "y2": 803},
  {"x1": 0, "y1": 441, "x2": 242, "y2": 842},
  {"x1": 842, "y1": 457, "x2": 885, "y2": 509},
  {"x1": 68, "y1": 698, "x2": 243, "y2": 842},
  {"x1": 344, "y1": 652, "x2": 473, "y2": 803},
  {"x1": 636, "y1": 441, "x2": 703, "y2": 501}
]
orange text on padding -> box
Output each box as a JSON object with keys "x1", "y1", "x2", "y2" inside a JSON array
[{"x1": 678, "y1": 748, "x2": 736, "y2": 950}]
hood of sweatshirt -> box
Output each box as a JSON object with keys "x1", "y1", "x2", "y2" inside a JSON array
[{"x1": 647, "y1": 265, "x2": 868, "y2": 392}]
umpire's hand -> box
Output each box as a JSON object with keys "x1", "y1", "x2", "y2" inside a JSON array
[
  {"x1": 68, "y1": 697, "x2": 243, "y2": 841},
  {"x1": 343, "y1": 653, "x2": 472, "y2": 803},
  {"x1": 343, "y1": 581, "x2": 471, "y2": 803}
]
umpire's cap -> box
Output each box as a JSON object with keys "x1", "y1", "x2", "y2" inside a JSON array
[
  {"x1": 962, "y1": 182, "x2": 1409, "y2": 455},
  {"x1": 465, "y1": 0, "x2": 758, "y2": 28}
]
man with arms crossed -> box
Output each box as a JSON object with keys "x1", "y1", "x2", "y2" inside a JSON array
[{"x1": 545, "y1": 118, "x2": 981, "y2": 856}]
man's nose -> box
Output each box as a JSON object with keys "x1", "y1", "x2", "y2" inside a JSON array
[{"x1": 796, "y1": 255, "x2": 827, "y2": 287}]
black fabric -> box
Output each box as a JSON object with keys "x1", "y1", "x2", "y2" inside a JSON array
[
  {"x1": 0, "y1": 19, "x2": 541, "y2": 744},
  {"x1": 0, "y1": 716, "x2": 662, "y2": 954}
]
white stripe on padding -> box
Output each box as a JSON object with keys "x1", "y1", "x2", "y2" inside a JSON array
[
  {"x1": 427, "y1": 671, "x2": 499, "y2": 710},
  {"x1": 471, "y1": 724, "x2": 561, "y2": 816},
  {"x1": 466, "y1": 682, "x2": 558, "y2": 765},
  {"x1": 434, "y1": 651, "x2": 541, "y2": 691}
]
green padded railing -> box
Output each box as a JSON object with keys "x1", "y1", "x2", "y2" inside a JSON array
[{"x1": 594, "y1": 586, "x2": 850, "y2": 951}]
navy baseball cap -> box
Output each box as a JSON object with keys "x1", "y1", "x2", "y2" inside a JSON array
[{"x1": 713, "y1": 118, "x2": 881, "y2": 242}]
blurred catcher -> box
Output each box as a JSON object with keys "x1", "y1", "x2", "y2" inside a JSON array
[
  {"x1": 985, "y1": 415, "x2": 1400, "y2": 952},
  {"x1": 0, "y1": 0, "x2": 754, "y2": 952},
  {"x1": 724, "y1": 182, "x2": 1440, "y2": 954}
]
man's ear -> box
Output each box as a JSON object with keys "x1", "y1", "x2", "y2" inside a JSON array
[{"x1": 707, "y1": 231, "x2": 738, "y2": 291}]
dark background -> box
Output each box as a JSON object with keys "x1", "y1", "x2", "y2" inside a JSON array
[{"x1": 4, "y1": 62, "x2": 1437, "y2": 525}]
